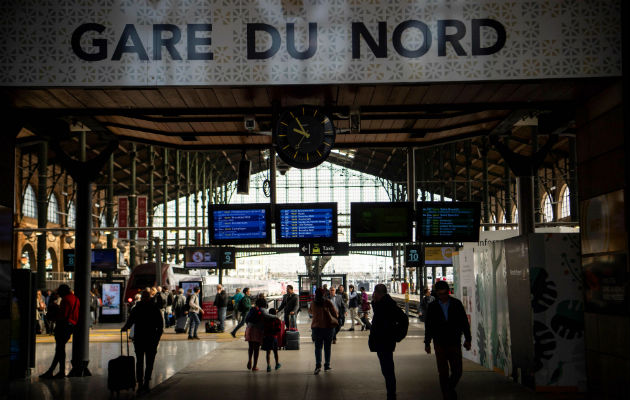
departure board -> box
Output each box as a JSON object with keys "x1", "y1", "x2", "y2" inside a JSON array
[
  {"x1": 275, "y1": 203, "x2": 337, "y2": 244},
  {"x1": 209, "y1": 204, "x2": 271, "y2": 244},
  {"x1": 350, "y1": 202, "x2": 413, "y2": 243},
  {"x1": 417, "y1": 202, "x2": 481, "y2": 242}
]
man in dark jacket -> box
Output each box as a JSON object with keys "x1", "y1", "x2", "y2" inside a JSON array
[
  {"x1": 231, "y1": 287, "x2": 251, "y2": 337},
  {"x1": 369, "y1": 284, "x2": 409, "y2": 400},
  {"x1": 122, "y1": 290, "x2": 164, "y2": 394},
  {"x1": 424, "y1": 280, "x2": 471, "y2": 400},
  {"x1": 277, "y1": 285, "x2": 299, "y2": 329},
  {"x1": 214, "y1": 284, "x2": 228, "y2": 332}
]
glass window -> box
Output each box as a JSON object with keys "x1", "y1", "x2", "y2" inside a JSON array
[
  {"x1": 47, "y1": 194, "x2": 59, "y2": 224},
  {"x1": 67, "y1": 201, "x2": 76, "y2": 228},
  {"x1": 22, "y1": 185, "x2": 37, "y2": 218},
  {"x1": 560, "y1": 187, "x2": 571, "y2": 219},
  {"x1": 543, "y1": 194, "x2": 554, "y2": 222}
]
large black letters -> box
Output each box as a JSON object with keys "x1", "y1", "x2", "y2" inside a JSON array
[
  {"x1": 71, "y1": 23, "x2": 108, "y2": 61},
  {"x1": 286, "y1": 23, "x2": 317, "y2": 60},
  {"x1": 392, "y1": 20, "x2": 431, "y2": 58},
  {"x1": 187, "y1": 24, "x2": 213, "y2": 60},
  {"x1": 437, "y1": 20, "x2": 467, "y2": 56},
  {"x1": 112, "y1": 24, "x2": 149, "y2": 61},
  {"x1": 352, "y1": 22, "x2": 387, "y2": 59},
  {"x1": 153, "y1": 24, "x2": 182, "y2": 60},
  {"x1": 472, "y1": 19, "x2": 506, "y2": 56},
  {"x1": 247, "y1": 23, "x2": 281, "y2": 59}
]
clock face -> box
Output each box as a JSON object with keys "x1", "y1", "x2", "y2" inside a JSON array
[{"x1": 274, "y1": 106, "x2": 335, "y2": 169}]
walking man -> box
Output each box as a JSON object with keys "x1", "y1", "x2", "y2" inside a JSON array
[
  {"x1": 231, "y1": 288, "x2": 243, "y2": 324},
  {"x1": 277, "y1": 284, "x2": 299, "y2": 329},
  {"x1": 214, "y1": 284, "x2": 228, "y2": 332},
  {"x1": 231, "y1": 287, "x2": 251, "y2": 337},
  {"x1": 369, "y1": 284, "x2": 408, "y2": 400},
  {"x1": 330, "y1": 287, "x2": 346, "y2": 343},
  {"x1": 424, "y1": 280, "x2": 471, "y2": 400},
  {"x1": 348, "y1": 285, "x2": 363, "y2": 331},
  {"x1": 188, "y1": 286, "x2": 203, "y2": 339}
]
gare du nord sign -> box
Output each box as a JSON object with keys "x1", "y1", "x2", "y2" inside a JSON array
[{"x1": 0, "y1": 0, "x2": 621, "y2": 86}]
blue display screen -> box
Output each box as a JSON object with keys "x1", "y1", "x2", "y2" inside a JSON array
[
  {"x1": 213, "y1": 208, "x2": 268, "y2": 240},
  {"x1": 279, "y1": 208, "x2": 334, "y2": 240}
]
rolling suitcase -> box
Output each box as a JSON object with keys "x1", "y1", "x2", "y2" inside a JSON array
[
  {"x1": 285, "y1": 319, "x2": 300, "y2": 350},
  {"x1": 175, "y1": 315, "x2": 187, "y2": 333},
  {"x1": 108, "y1": 331, "x2": 136, "y2": 394}
]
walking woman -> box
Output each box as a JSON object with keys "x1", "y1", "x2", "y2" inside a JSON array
[
  {"x1": 309, "y1": 288, "x2": 338, "y2": 374},
  {"x1": 244, "y1": 295, "x2": 267, "y2": 371}
]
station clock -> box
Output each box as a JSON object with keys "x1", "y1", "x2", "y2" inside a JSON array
[{"x1": 273, "y1": 106, "x2": 336, "y2": 169}]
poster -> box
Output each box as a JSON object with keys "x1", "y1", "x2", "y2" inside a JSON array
[{"x1": 102, "y1": 283, "x2": 121, "y2": 315}]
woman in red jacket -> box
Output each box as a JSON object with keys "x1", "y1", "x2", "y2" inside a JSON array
[{"x1": 40, "y1": 284, "x2": 79, "y2": 379}]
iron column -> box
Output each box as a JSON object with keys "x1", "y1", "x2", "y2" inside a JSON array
[{"x1": 36, "y1": 140, "x2": 48, "y2": 290}]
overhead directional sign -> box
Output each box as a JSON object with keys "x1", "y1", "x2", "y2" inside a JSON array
[
  {"x1": 404, "y1": 245, "x2": 423, "y2": 268},
  {"x1": 299, "y1": 242, "x2": 349, "y2": 256}
]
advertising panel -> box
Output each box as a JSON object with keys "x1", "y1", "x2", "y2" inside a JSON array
[
  {"x1": 137, "y1": 195, "x2": 147, "y2": 239},
  {"x1": 425, "y1": 246, "x2": 455, "y2": 265},
  {"x1": 102, "y1": 283, "x2": 121, "y2": 316},
  {"x1": 117, "y1": 197, "x2": 128, "y2": 240},
  {"x1": 184, "y1": 247, "x2": 220, "y2": 269}
]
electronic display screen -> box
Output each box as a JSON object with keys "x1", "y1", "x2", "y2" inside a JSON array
[
  {"x1": 417, "y1": 202, "x2": 481, "y2": 242},
  {"x1": 275, "y1": 203, "x2": 337, "y2": 244},
  {"x1": 350, "y1": 202, "x2": 413, "y2": 243},
  {"x1": 92, "y1": 249, "x2": 117, "y2": 271},
  {"x1": 63, "y1": 249, "x2": 117, "y2": 271},
  {"x1": 180, "y1": 281, "x2": 202, "y2": 300},
  {"x1": 183, "y1": 247, "x2": 220, "y2": 269},
  {"x1": 209, "y1": 204, "x2": 271, "y2": 244}
]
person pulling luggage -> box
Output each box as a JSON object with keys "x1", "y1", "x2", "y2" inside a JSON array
[{"x1": 121, "y1": 290, "x2": 164, "y2": 394}]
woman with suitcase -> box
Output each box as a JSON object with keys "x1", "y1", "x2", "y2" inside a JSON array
[{"x1": 121, "y1": 290, "x2": 164, "y2": 394}]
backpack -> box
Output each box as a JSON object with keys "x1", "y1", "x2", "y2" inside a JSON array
[
  {"x1": 238, "y1": 296, "x2": 249, "y2": 313},
  {"x1": 264, "y1": 317, "x2": 281, "y2": 336},
  {"x1": 183, "y1": 295, "x2": 191, "y2": 313},
  {"x1": 393, "y1": 307, "x2": 409, "y2": 343}
]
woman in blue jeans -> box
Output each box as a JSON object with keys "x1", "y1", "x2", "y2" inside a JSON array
[{"x1": 309, "y1": 288, "x2": 338, "y2": 375}]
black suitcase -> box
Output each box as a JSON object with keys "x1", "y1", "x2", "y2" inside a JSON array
[
  {"x1": 285, "y1": 329, "x2": 300, "y2": 350},
  {"x1": 108, "y1": 331, "x2": 136, "y2": 394},
  {"x1": 361, "y1": 315, "x2": 372, "y2": 330}
]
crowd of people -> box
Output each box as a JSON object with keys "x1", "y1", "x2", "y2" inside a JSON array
[{"x1": 36, "y1": 280, "x2": 470, "y2": 400}]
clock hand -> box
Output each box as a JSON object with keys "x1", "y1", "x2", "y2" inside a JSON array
[
  {"x1": 293, "y1": 115, "x2": 310, "y2": 137},
  {"x1": 296, "y1": 135, "x2": 306, "y2": 149},
  {"x1": 293, "y1": 128, "x2": 311, "y2": 138}
]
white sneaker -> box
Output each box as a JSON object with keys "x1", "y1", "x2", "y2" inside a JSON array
[{"x1": 314, "y1": 367, "x2": 321, "y2": 375}]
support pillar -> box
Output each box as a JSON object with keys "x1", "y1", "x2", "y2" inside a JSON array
[
  {"x1": 406, "y1": 147, "x2": 416, "y2": 204},
  {"x1": 162, "y1": 148, "x2": 169, "y2": 263},
  {"x1": 201, "y1": 155, "x2": 207, "y2": 245},
  {"x1": 504, "y1": 167, "x2": 512, "y2": 224},
  {"x1": 36, "y1": 141, "x2": 48, "y2": 290},
  {"x1": 482, "y1": 139, "x2": 490, "y2": 230},
  {"x1": 439, "y1": 147, "x2": 445, "y2": 200},
  {"x1": 38, "y1": 120, "x2": 118, "y2": 378},
  {"x1": 148, "y1": 146, "x2": 154, "y2": 260},
  {"x1": 451, "y1": 143, "x2": 457, "y2": 201},
  {"x1": 106, "y1": 155, "x2": 114, "y2": 249},
  {"x1": 517, "y1": 176, "x2": 536, "y2": 235},
  {"x1": 129, "y1": 143, "x2": 136, "y2": 269},
  {"x1": 270, "y1": 148, "x2": 277, "y2": 210},
  {"x1": 465, "y1": 141, "x2": 472, "y2": 201},
  {"x1": 175, "y1": 150, "x2": 181, "y2": 261},
  {"x1": 194, "y1": 153, "x2": 199, "y2": 246},
  {"x1": 533, "y1": 130, "x2": 542, "y2": 223},
  {"x1": 185, "y1": 152, "x2": 190, "y2": 249}
]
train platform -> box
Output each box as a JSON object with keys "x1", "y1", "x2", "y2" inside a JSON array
[{"x1": 12, "y1": 313, "x2": 558, "y2": 400}]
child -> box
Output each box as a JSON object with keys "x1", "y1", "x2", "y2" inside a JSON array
[{"x1": 261, "y1": 308, "x2": 282, "y2": 372}]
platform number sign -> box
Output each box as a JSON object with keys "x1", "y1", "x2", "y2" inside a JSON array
[
  {"x1": 220, "y1": 247, "x2": 236, "y2": 269},
  {"x1": 405, "y1": 245, "x2": 422, "y2": 268}
]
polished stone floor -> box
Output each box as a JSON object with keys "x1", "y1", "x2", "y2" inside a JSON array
[{"x1": 11, "y1": 315, "x2": 555, "y2": 400}]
